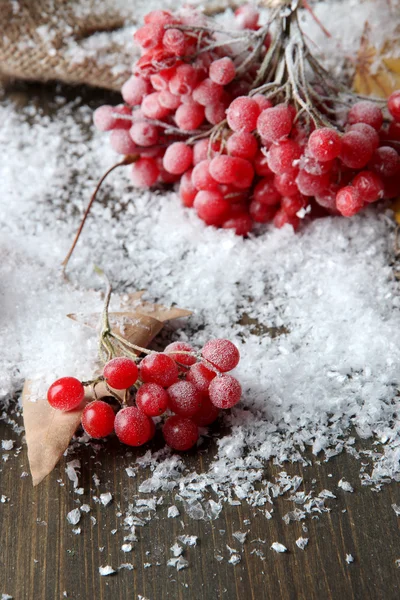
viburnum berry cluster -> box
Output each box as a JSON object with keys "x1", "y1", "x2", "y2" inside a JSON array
[
  {"x1": 87, "y1": 3, "x2": 400, "y2": 236},
  {"x1": 47, "y1": 277, "x2": 241, "y2": 452}
]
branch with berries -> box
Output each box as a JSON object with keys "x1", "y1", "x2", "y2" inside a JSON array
[{"x1": 62, "y1": 1, "x2": 400, "y2": 269}]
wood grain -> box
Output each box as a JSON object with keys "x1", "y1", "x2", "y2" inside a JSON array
[{"x1": 0, "y1": 415, "x2": 400, "y2": 600}]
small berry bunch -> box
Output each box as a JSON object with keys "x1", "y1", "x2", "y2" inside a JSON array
[
  {"x1": 47, "y1": 338, "x2": 241, "y2": 451},
  {"x1": 46, "y1": 276, "x2": 241, "y2": 452},
  {"x1": 63, "y1": 2, "x2": 400, "y2": 268}
]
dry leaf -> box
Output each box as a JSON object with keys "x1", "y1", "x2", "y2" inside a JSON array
[{"x1": 22, "y1": 296, "x2": 192, "y2": 486}]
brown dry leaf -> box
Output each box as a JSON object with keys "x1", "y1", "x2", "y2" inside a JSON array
[
  {"x1": 23, "y1": 296, "x2": 192, "y2": 486},
  {"x1": 353, "y1": 24, "x2": 400, "y2": 98}
]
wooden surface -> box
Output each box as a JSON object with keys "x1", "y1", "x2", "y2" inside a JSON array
[
  {"x1": 1, "y1": 83, "x2": 400, "y2": 600},
  {"x1": 0, "y1": 414, "x2": 400, "y2": 600}
]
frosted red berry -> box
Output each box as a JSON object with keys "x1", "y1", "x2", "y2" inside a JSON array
[
  {"x1": 192, "y1": 160, "x2": 218, "y2": 191},
  {"x1": 163, "y1": 415, "x2": 199, "y2": 451},
  {"x1": 209, "y1": 155, "x2": 254, "y2": 188},
  {"x1": 136, "y1": 383, "x2": 169, "y2": 416},
  {"x1": 194, "y1": 190, "x2": 230, "y2": 226},
  {"x1": 352, "y1": 171, "x2": 384, "y2": 203},
  {"x1": 165, "y1": 341, "x2": 197, "y2": 367},
  {"x1": 253, "y1": 177, "x2": 281, "y2": 206},
  {"x1": 227, "y1": 96, "x2": 260, "y2": 133},
  {"x1": 192, "y1": 395, "x2": 220, "y2": 426},
  {"x1": 226, "y1": 132, "x2": 258, "y2": 159},
  {"x1": 179, "y1": 169, "x2": 197, "y2": 207},
  {"x1": 115, "y1": 406, "x2": 153, "y2": 446},
  {"x1": 163, "y1": 142, "x2": 193, "y2": 174},
  {"x1": 103, "y1": 357, "x2": 139, "y2": 390},
  {"x1": 47, "y1": 377, "x2": 85, "y2": 411},
  {"x1": 201, "y1": 338, "x2": 240, "y2": 372},
  {"x1": 167, "y1": 380, "x2": 203, "y2": 417},
  {"x1": 308, "y1": 128, "x2": 342, "y2": 162},
  {"x1": 273, "y1": 209, "x2": 300, "y2": 230},
  {"x1": 257, "y1": 105, "x2": 293, "y2": 143},
  {"x1": 130, "y1": 121, "x2": 158, "y2": 147},
  {"x1": 187, "y1": 362, "x2": 217, "y2": 393},
  {"x1": 249, "y1": 200, "x2": 277, "y2": 223},
  {"x1": 222, "y1": 214, "x2": 253, "y2": 236},
  {"x1": 175, "y1": 101, "x2": 205, "y2": 131},
  {"x1": 388, "y1": 90, "x2": 400, "y2": 122},
  {"x1": 369, "y1": 146, "x2": 400, "y2": 178},
  {"x1": 347, "y1": 101, "x2": 383, "y2": 131},
  {"x1": 209, "y1": 57, "x2": 236, "y2": 86},
  {"x1": 81, "y1": 400, "x2": 115, "y2": 438},
  {"x1": 267, "y1": 139, "x2": 302, "y2": 174},
  {"x1": 140, "y1": 353, "x2": 179, "y2": 387},
  {"x1": 336, "y1": 186, "x2": 363, "y2": 217},
  {"x1": 209, "y1": 375, "x2": 242, "y2": 409},
  {"x1": 193, "y1": 78, "x2": 223, "y2": 106},
  {"x1": 130, "y1": 158, "x2": 159, "y2": 187},
  {"x1": 110, "y1": 130, "x2": 138, "y2": 155},
  {"x1": 121, "y1": 76, "x2": 150, "y2": 106}
]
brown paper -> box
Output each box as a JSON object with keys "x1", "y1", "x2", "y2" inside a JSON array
[{"x1": 22, "y1": 297, "x2": 192, "y2": 486}]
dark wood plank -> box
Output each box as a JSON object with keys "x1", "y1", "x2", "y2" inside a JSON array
[{"x1": 1, "y1": 414, "x2": 400, "y2": 600}]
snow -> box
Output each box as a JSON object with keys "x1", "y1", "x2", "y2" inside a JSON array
[
  {"x1": 345, "y1": 554, "x2": 355, "y2": 564},
  {"x1": 66, "y1": 508, "x2": 81, "y2": 526},
  {"x1": 98, "y1": 565, "x2": 116, "y2": 576},
  {"x1": 338, "y1": 479, "x2": 354, "y2": 493},
  {"x1": 271, "y1": 542, "x2": 287, "y2": 553},
  {"x1": 296, "y1": 537, "x2": 309, "y2": 550},
  {"x1": 100, "y1": 492, "x2": 113, "y2": 506}
]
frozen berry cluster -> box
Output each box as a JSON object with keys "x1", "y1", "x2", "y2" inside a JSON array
[
  {"x1": 93, "y1": 6, "x2": 400, "y2": 235},
  {"x1": 47, "y1": 339, "x2": 241, "y2": 451}
]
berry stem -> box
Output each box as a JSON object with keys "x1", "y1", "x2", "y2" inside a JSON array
[{"x1": 61, "y1": 155, "x2": 137, "y2": 272}]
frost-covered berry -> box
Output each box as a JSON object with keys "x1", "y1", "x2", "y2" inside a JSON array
[
  {"x1": 340, "y1": 131, "x2": 374, "y2": 169},
  {"x1": 253, "y1": 177, "x2": 281, "y2": 206},
  {"x1": 352, "y1": 171, "x2": 384, "y2": 203},
  {"x1": 187, "y1": 362, "x2": 216, "y2": 393},
  {"x1": 222, "y1": 214, "x2": 253, "y2": 236},
  {"x1": 163, "y1": 142, "x2": 193, "y2": 174},
  {"x1": 388, "y1": 90, "x2": 400, "y2": 122},
  {"x1": 336, "y1": 186, "x2": 363, "y2": 217},
  {"x1": 163, "y1": 415, "x2": 199, "y2": 451},
  {"x1": 249, "y1": 200, "x2": 277, "y2": 223},
  {"x1": 140, "y1": 353, "x2": 179, "y2": 387},
  {"x1": 103, "y1": 357, "x2": 139, "y2": 389},
  {"x1": 194, "y1": 190, "x2": 230, "y2": 225},
  {"x1": 129, "y1": 121, "x2": 158, "y2": 147},
  {"x1": 209, "y1": 57, "x2": 236, "y2": 85},
  {"x1": 257, "y1": 105, "x2": 293, "y2": 143},
  {"x1": 47, "y1": 377, "x2": 85, "y2": 411},
  {"x1": 110, "y1": 130, "x2": 138, "y2": 155},
  {"x1": 163, "y1": 28, "x2": 187, "y2": 55},
  {"x1": 167, "y1": 381, "x2": 202, "y2": 417},
  {"x1": 136, "y1": 383, "x2": 169, "y2": 416},
  {"x1": 115, "y1": 406, "x2": 153, "y2": 446},
  {"x1": 209, "y1": 155, "x2": 254, "y2": 188},
  {"x1": 192, "y1": 395, "x2": 220, "y2": 426},
  {"x1": 296, "y1": 170, "x2": 330, "y2": 196},
  {"x1": 369, "y1": 146, "x2": 400, "y2": 178},
  {"x1": 308, "y1": 128, "x2": 342, "y2": 162},
  {"x1": 121, "y1": 76, "x2": 151, "y2": 106},
  {"x1": 273, "y1": 209, "x2": 300, "y2": 230},
  {"x1": 209, "y1": 375, "x2": 242, "y2": 408},
  {"x1": 164, "y1": 341, "x2": 197, "y2": 367},
  {"x1": 141, "y1": 92, "x2": 171, "y2": 120},
  {"x1": 175, "y1": 101, "x2": 205, "y2": 131},
  {"x1": 267, "y1": 139, "x2": 302, "y2": 174},
  {"x1": 192, "y1": 160, "x2": 218, "y2": 191},
  {"x1": 130, "y1": 157, "x2": 159, "y2": 187},
  {"x1": 347, "y1": 101, "x2": 383, "y2": 131},
  {"x1": 169, "y1": 64, "x2": 198, "y2": 95},
  {"x1": 193, "y1": 78, "x2": 223, "y2": 106},
  {"x1": 201, "y1": 339, "x2": 240, "y2": 372},
  {"x1": 179, "y1": 169, "x2": 197, "y2": 207},
  {"x1": 227, "y1": 132, "x2": 258, "y2": 159},
  {"x1": 82, "y1": 401, "x2": 115, "y2": 438},
  {"x1": 227, "y1": 96, "x2": 260, "y2": 133}
]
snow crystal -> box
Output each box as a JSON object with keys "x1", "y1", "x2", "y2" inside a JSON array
[
  {"x1": 345, "y1": 554, "x2": 354, "y2": 564},
  {"x1": 392, "y1": 504, "x2": 400, "y2": 517},
  {"x1": 100, "y1": 492, "x2": 113, "y2": 506},
  {"x1": 125, "y1": 467, "x2": 136, "y2": 478},
  {"x1": 228, "y1": 554, "x2": 241, "y2": 565},
  {"x1": 99, "y1": 566, "x2": 116, "y2": 576},
  {"x1": 167, "y1": 556, "x2": 189, "y2": 571},
  {"x1": 232, "y1": 531, "x2": 247, "y2": 544},
  {"x1": 72, "y1": 527, "x2": 81, "y2": 535},
  {"x1": 338, "y1": 480, "x2": 354, "y2": 493},
  {"x1": 296, "y1": 537, "x2": 309, "y2": 550},
  {"x1": 66, "y1": 509, "x2": 81, "y2": 526},
  {"x1": 271, "y1": 543, "x2": 287, "y2": 553},
  {"x1": 121, "y1": 544, "x2": 133, "y2": 553},
  {"x1": 177, "y1": 535, "x2": 197, "y2": 547},
  {"x1": 1, "y1": 595, "x2": 13, "y2": 600},
  {"x1": 80, "y1": 504, "x2": 90, "y2": 513},
  {"x1": 65, "y1": 460, "x2": 81, "y2": 488},
  {"x1": 119, "y1": 563, "x2": 134, "y2": 571},
  {"x1": 170, "y1": 543, "x2": 183, "y2": 557},
  {"x1": 1, "y1": 440, "x2": 13, "y2": 451},
  {"x1": 168, "y1": 505, "x2": 180, "y2": 518}
]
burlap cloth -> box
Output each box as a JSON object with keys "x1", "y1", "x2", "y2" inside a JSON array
[{"x1": 0, "y1": 0, "x2": 238, "y2": 91}]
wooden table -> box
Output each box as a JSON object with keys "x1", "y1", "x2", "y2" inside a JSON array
[{"x1": 1, "y1": 414, "x2": 399, "y2": 600}]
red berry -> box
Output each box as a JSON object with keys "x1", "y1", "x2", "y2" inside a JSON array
[
  {"x1": 227, "y1": 132, "x2": 258, "y2": 159},
  {"x1": 175, "y1": 101, "x2": 205, "y2": 131},
  {"x1": 115, "y1": 406, "x2": 153, "y2": 446},
  {"x1": 163, "y1": 142, "x2": 193, "y2": 174},
  {"x1": 93, "y1": 105, "x2": 125, "y2": 132},
  {"x1": 134, "y1": 23, "x2": 164, "y2": 50},
  {"x1": 192, "y1": 160, "x2": 218, "y2": 190},
  {"x1": 159, "y1": 90, "x2": 181, "y2": 110},
  {"x1": 163, "y1": 28, "x2": 186, "y2": 55},
  {"x1": 201, "y1": 338, "x2": 239, "y2": 372},
  {"x1": 257, "y1": 105, "x2": 293, "y2": 143},
  {"x1": 164, "y1": 341, "x2": 197, "y2": 367},
  {"x1": 249, "y1": 200, "x2": 277, "y2": 223},
  {"x1": 296, "y1": 170, "x2": 330, "y2": 196},
  {"x1": 352, "y1": 171, "x2": 384, "y2": 203},
  {"x1": 47, "y1": 377, "x2": 85, "y2": 411},
  {"x1": 192, "y1": 395, "x2": 220, "y2": 426},
  {"x1": 369, "y1": 146, "x2": 400, "y2": 177},
  {"x1": 129, "y1": 121, "x2": 158, "y2": 147},
  {"x1": 169, "y1": 64, "x2": 198, "y2": 95},
  {"x1": 227, "y1": 96, "x2": 260, "y2": 133},
  {"x1": 209, "y1": 57, "x2": 236, "y2": 85},
  {"x1": 281, "y1": 194, "x2": 307, "y2": 217},
  {"x1": 336, "y1": 186, "x2": 363, "y2": 217},
  {"x1": 340, "y1": 130, "x2": 374, "y2": 169},
  {"x1": 205, "y1": 102, "x2": 227, "y2": 125},
  {"x1": 193, "y1": 79, "x2": 223, "y2": 106},
  {"x1": 252, "y1": 94, "x2": 273, "y2": 112},
  {"x1": 209, "y1": 375, "x2": 242, "y2": 409},
  {"x1": 167, "y1": 381, "x2": 202, "y2": 417},
  {"x1": 121, "y1": 76, "x2": 150, "y2": 106},
  {"x1": 104, "y1": 357, "x2": 139, "y2": 389},
  {"x1": 349, "y1": 123, "x2": 379, "y2": 151},
  {"x1": 300, "y1": 154, "x2": 333, "y2": 175},
  {"x1": 315, "y1": 183, "x2": 339, "y2": 211},
  {"x1": 274, "y1": 172, "x2": 299, "y2": 197},
  {"x1": 144, "y1": 10, "x2": 174, "y2": 25},
  {"x1": 187, "y1": 362, "x2": 216, "y2": 393},
  {"x1": 388, "y1": 90, "x2": 400, "y2": 122},
  {"x1": 141, "y1": 92, "x2": 171, "y2": 120},
  {"x1": 194, "y1": 190, "x2": 230, "y2": 226},
  {"x1": 267, "y1": 139, "x2": 302, "y2": 174},
  {"x1": 130, "y1": 157, "x2": 159, "y2": 187},
  {"x1": 222, "y1": 214, "x2": 253, "y2": 236},
  {"x1": 81, "y1": 401, "x2": 115, "y2": 438},
  {"x1": 140, "y1": 353, "x2": 179, "y2": 387},
  {"x1": 179, "y1": 169, "x2": 197, "y2": 207},
  {"x1": 163, "y1": 416, "x2": 199, "y2": 451},
  {"x1": 308, "y1": 128, "x2": 342, "y2": 162},
  {"x1": 209, "y1": 155, "x2": 254, "y2": 188},
  {"x1": 273, "y1": 209, "x2": 300, "y2": 230},
  {"x1": 136, "y1": 383, "x2": 169, "y2": 416},
  {"x1": 110, "y1": 129, "x2": 138, "y2": 155},
  {"x1": 347, "y1": 101, "x2": 383, "y2": 131},
  {"x1": 254, "y1": 177, "x2": 281, "y2": 206}
]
